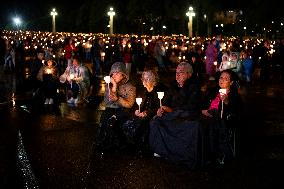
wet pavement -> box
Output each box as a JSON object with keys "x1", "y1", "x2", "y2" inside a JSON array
[{"x1": 1, "y1": 65, "x2": 284, "y2": 189}]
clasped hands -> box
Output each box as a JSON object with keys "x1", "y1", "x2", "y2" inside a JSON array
[{"x1": 135, "y1": 110, "x2": 147, "y2": 118}]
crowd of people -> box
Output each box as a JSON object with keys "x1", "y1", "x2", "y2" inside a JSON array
[
  {"x1": 1, "y1": 30, "x2": 284, "y2": 169},
  {"x1": 93, "y1": 61, "x2": 242, "y2": 170},
  {"x1": 1, "y1": 30, "x2": 284, "y2": 83}
]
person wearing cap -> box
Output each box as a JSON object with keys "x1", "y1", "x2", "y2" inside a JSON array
[
  {"x1": 37, "y1": 58, "x2": 59, "y2": 105},
  {"x1": 149, "y1": 62, "x2": 202, "y2": 169},
  {"x1": 96, "y1": 62, "x2": 136, "y2": 151}
]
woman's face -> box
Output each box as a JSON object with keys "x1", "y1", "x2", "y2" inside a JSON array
[
  {"x1": 47, "y1": 60, "x2": 53, "y2": 67},
  {"x1": 142, "y1": 73, "x2": 155, "y2": 92},
  {"x1": 219, "y1": 72, "x2": 232, "y2": 89},
  {"x1": 112, "y1": 72, "x2": 124, "y2": 83}
]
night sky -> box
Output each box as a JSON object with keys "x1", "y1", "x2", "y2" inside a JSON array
[{"x1": 1, "y1": 0, "x2": 283, "y2": 33}]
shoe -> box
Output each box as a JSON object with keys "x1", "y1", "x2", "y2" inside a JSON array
[
  {"x1": 67, "y1": 97, "x2": 74, "y2": 104},
  {"x1": 44, "y1": 98, "x2": 49, "y2": 105},
  {"x1": 48, "y1": 98, "x2": 54, "y2": 104},
  {"x1": 74, "y1": 98, "x2": 79, "y2": 105},
  {"x1": 153, "y1": 153, "x2": 161, "y2": 158}
]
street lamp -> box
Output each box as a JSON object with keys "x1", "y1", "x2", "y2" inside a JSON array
[
  {"x1": 107, "y1": 7, "x2": 115, "y2": 35},
  {"x1": 162, "y1": 25, "x2": 166, "y2": 35},
  {"x1": 13, "y1": 17, "x2": 21, "y2": 30},
  {"x1": 186, "y1": 6, "x2": 195, "y2": 38},
  {"x1": 50, "y1": 8, "x2": 58, "y2": 33}
]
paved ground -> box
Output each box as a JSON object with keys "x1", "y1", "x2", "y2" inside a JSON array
[{"x1": 0, "y1": 65, "x2": 284, "y2": 189}]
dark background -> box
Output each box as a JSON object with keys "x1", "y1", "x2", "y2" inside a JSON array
[{"x1": 1, "y1": 0, "x2": 283, "y2": 36}]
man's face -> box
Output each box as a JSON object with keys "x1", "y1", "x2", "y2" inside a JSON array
[
  {"x1": 73, "y1": 59, "x2": 79, "y2": 67},
  {"x1": 37, "y1": 53, "x2": 44, "y2": 60},
  {"x1": 176, "y1": 66, "x2": 190, "y2": 86}
]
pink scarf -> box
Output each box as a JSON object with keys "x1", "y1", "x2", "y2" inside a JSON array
[{"x1": 209, "y1": 93, "x2": 221, "y2": 110}]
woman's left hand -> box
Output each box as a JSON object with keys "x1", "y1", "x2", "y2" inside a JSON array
[
  {"x1": 220, "y1": 93, "x2": 229, "y2": 104},
  {"x1": 135, "y1": 110, "x2": 147, "y2": 117}
]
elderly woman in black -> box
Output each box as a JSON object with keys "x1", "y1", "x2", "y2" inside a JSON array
[
  {"x1": 122, "y1": 69, "x2": 168, "y2": 153},
  {"x1": 149, "y1": 62, "x2": 202, "y2": 169}
]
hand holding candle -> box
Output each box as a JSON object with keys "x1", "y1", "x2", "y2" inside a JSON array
[
  {"x1": 46, "y1": 68, "x2": 52, "y2": 74},
  {"x1": 219, "y1": 89, "x2": 227, "y2": 97},
  {"x1": 70, "y1": 74, "x2": 75, "y2": 80},
  {"x1": 69, "y1": 74, "x2": 75, "y2": 88}
]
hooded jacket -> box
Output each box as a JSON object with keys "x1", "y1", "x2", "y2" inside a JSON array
[{"x1": 105, "y1": 62, "x2": 136, "y2": 109}]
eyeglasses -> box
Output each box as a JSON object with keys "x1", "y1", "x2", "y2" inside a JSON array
[
  {"x1": 141, "y1": 78, "x2": 151, "y2": 83},
  {"x1": 176, "y1": 71, "x2": 188, "y2": 75}
]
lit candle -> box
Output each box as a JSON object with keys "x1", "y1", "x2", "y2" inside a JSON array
[
  {"x1": 136, "y1": 97, "x2": 142, "y2": 112},
  {"x1": 104, "y1": 76, "x2": 111, "y2": 95},
  {"x1": 70, "y1": 74, "x2": 75, "y2": 88},
  {"x1": 157, "y1": 92, "x2": 164, "y2": 108},
  {"x1": 46, "y1": 68, "x2": 52, "y2": 74},
  {"x1": 69, "y1": 74, "x2": 75, "y2": 80},
  {"x1": 101, "y1": 52, "x2": 105, "y2": 61}
]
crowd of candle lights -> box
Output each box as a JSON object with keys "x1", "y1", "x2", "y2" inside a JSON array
[{"x1": 2, "y1": 30, "x2": 279, "y2": 63}]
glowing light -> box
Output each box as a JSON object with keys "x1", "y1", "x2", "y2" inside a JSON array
[{"x1": 136, "y1": 98, "x2": 142, "y2": 112}]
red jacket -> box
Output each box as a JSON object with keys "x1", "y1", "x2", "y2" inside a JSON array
[{"x1": 64, "y1": 44, "x2": 77, "y2": 59}]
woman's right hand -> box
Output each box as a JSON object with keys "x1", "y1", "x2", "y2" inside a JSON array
[{"x1": 156, "y1": 107, "x2": 164, "y2": 117}]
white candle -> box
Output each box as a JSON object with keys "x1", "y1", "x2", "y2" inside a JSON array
[
  {"x1": 104, "y1": 76, "x2": 111, "y2": 95},
  {"x1": 157, "y1": 92, "x2": 164, "y2": 108},
  {"x1": 136, "y1": 97, "x2": 142, "y2": 112},
  {"x1": 219, "y1": 89, "x2": 227, "y2": 119}
]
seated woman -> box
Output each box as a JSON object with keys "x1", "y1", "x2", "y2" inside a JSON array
[
  {"x1": 59, "y1": 58, "x2": 90, "y2": 106},
  {"x1": 37, "y1": 58, "x2": 58, "y2": 105},
  {"x1": 202, "y1": 69, "x2": 242, "y2": 165},
  {"x1": 96, "y1": 62, "x2": 136, "y2": 151},
  {"x1": 149, "y1": 62, "x2": 202, "y2": 169},
  {"x1": 122, "y1": 69, "x2": 168, "y2": 153}
]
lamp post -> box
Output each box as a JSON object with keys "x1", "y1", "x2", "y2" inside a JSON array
[
  {"x1": 186, "y1": 6, "x2": 195, "y2": 38},
  {"x1": 107, "y1": 7, "x2": 115, "y2": 35},
  {"x1": 243, "y1": 26, "x2": 247, "y2": 37},
  {"x1": 162, "y1": 25, "x2": 166, "y2": 35},
  {"x1": 50, "y1": 8, "x2": 58, "y2": 33}
]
